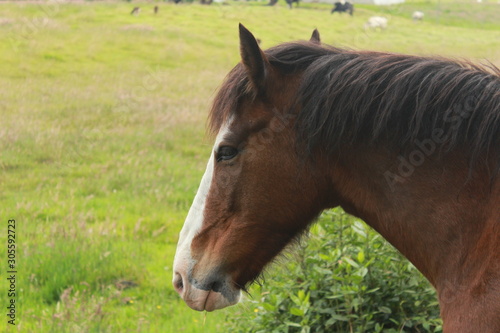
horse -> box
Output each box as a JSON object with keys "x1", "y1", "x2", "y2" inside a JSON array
[
  {"x1": 173, "y1": 24, "x2": 500, "y2": 332},
  {"x1": 331, "y1": 1, "x2": 354, "y2": 16}
]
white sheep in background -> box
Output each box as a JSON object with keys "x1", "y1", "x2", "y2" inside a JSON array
[
  {"x1": 364, "y1": 16, "x2": 388, "y2": 31},
  {"x1": 412, "y1": 11, "x2": 424, "y2": 21}
]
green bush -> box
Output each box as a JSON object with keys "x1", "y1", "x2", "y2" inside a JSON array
[{"x1": 227, "y1": 209, "x2": 442, "y2": 333}]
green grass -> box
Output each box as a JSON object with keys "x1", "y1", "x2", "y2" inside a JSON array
[{"x1": 0, "y1": 1, "x2": 498, "y2": 332}]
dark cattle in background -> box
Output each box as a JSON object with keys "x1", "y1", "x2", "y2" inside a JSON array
[
  {"x1": 286, "y1": 0, "x2": 299, "y2": 9},
  {"x1": 331, "y1": 2, "x2": 354, "y2": 15}
]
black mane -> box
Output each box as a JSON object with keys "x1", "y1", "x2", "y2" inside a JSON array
[{"x1": 210, "y1": 41, "x2": 500, "y2": 168}]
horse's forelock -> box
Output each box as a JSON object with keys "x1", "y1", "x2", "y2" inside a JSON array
[
  {"x1": 208, "y1": 64, "x2": 253, "y2": 138},
  {"x1": 208, "y1": 41, "x2": 339, "y2": 138}
]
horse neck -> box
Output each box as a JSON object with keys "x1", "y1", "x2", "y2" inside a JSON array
[{"x1": 322, "y1": 146, "x2": 500, "y2": 330}]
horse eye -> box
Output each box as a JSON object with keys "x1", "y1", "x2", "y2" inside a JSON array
[{"x1": 216, "y1": 146, "x2": 238, "y2": 162}]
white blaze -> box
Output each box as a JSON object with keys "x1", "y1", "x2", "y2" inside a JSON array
[
  {"x1": 172, "y1": 118, "x2": 241, "y2": 311},
  {"x1": 173, "y1": 120, "x2": 232, "y2": 275},
  {"x1": 173, "y1": 154, "x2": 214, "y2": 271}
]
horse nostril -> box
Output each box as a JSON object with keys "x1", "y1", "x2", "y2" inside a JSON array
[
  {"x1": 210, "y1": 280, "x2": 223, "y2": 293},
  {"x1": 173, "y1": 272, "x2": 184, "y2": 293}
]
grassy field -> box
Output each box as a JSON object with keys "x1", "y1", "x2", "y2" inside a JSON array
[{"x1": 0, "y1": 0, "x2": 498, "y2": 332}]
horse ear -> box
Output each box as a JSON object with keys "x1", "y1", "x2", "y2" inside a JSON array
[
  {"x1": 310, "y1": 29, "x2": 321, "y2": 44},
  {"x1": 239, "y1": 23, "x2": 269, "y2": 92}
]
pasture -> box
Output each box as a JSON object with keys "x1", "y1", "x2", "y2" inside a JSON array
[{"x1": 0, "y1": 0, "x2": 499, "y2": 332}]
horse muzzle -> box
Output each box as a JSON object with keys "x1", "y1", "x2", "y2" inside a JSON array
[{"x1": 173, "y1": 268, "x2": 241, "y2": 311}]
